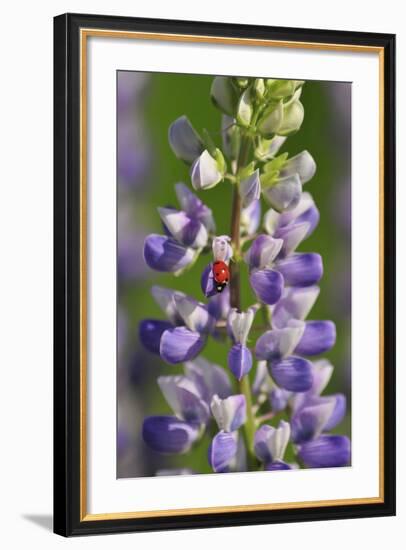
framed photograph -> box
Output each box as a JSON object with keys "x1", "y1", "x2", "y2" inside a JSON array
[{"x1": 54, "y1": 13, "x2": 396, "y2": 536}]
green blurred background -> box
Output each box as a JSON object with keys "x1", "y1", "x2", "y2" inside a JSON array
[{"x1": 117, "y1": 72, "x2": 351, "y2": 478}]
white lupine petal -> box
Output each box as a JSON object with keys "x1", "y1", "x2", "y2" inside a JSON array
[
  {"x1": 263, "y1": 173, "x2": 302, "y2": 212},
  {"x1": 212, "y1": 235, "x2": 232, "y2": 262},
  {"x1": 301, "y1": 400, "x2": 336, "y2": 440},
  {"x1": 151, "y1": 286, "x2": 185, "y2": 323},
  {"x1": 190, "y1": 150, "x2": 223, "y2": 190},
  {"x1": 229, "y1": 307, "x2": 255, "y2": 344},
  {"x1": 254, "y1": 420, "x2": 291, "y2": 463},
  {"x1": 158, "y1": 207, "x2": 208, "y2": 248},
  {"x1": 264, "y1": 208, "x2": 281, "y2": 235},
  {"x1": 272, "y1": 286, "x2": 320, "y2": 329},
  {"x1": 312, "y1": 359, "x2": 334, "y2": 395},
  {"x1": 255, "y1": 321, "x2": 306, "y2": 360},
  {"x1": 210, "y1": 394, "x2": 246, "y2": 432},
  {"x1": 280, "y1": 150, "x2": 316, "y2": 184},
  {"x1": 174, "y1": 294, "x2": 214, "y2": 333}
]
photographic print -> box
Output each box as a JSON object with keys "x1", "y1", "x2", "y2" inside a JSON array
[
  {"x1": 116, "y1": 72, "x2": 352, "y2": 478},
  {"x1": 54, "y1": 15, "x2": 395, "y2": 535}
]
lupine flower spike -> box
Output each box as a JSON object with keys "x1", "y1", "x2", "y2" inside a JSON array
[{"x1": 140, "y1": 76, "x2": 350, "y2": 475}]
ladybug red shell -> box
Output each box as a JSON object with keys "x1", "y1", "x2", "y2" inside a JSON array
[{"x1": 212, "y1": 261, "x2": 230, "y2": 293}]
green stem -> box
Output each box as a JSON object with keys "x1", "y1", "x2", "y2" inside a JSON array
[{"x1": 229, "y1": 134, "x2": 257, "y2": 468}]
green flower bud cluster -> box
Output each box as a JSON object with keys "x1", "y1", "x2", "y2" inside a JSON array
[{"x1": 210, "y1": 76, "x2": 305, "y2": 137}]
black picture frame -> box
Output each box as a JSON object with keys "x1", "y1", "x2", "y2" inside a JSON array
[{"x1": 54, "y1": 12, "x2": 396, "y2": 537}]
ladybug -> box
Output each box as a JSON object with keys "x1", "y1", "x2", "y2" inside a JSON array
[{"x1": 212, "y1": 260, "x2": 230, "y2": 293}]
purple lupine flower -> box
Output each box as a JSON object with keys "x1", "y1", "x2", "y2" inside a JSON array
[
  {"x1": 144, "y1": 185, "x2": 215, "y2": 273},
  {"x1": 143, "y1": 358, "x2": 239, "y2": 462},
  {"x1": 254, "y1": 420, "x2": 292, "y2": 470},
  {"x1": 244, "y1": 235, "x2": 285, "y2": 305},
  {"x1": 255, "y1": 321, "x2": 313, "y2": 392},
  {"x1": 264, "y1": 192, "x2": 320, "y2": 243},
  {"x1": 260, "y1": 150, "x2": 316, "y2": 212},
  {"x1": 190, "y1": 150, "x2": 225, "y2": 190},
  {"x1": 184, "y1": 357, "x2": 232, "y2": 402},
  {"x1": 245, "y1": 233, "x2": 323, "y2": 304},
  {"x1": 139, "y1": 286, "x2": 216, "y2": 364},
  {"x1": 168, "y1": 116, "x2": 204, "y2": 164},
  {"x1": 157, "y1": 375, "x2": 211, "y2": 424},
  {"x1": 227, "y1": 307, "x2": 257, "y2": 380},
  {"x1": 208, "y1": 394, "x2": 247, "y2": 472},
  {"x1": 255, "y1": 275, "x2": 336, "y2": 393},
  {"x1": 142, "y1": 416, "x2": 201, "y2": 454},
  {"x1": 298, "y1": 435, "x2": 351, "y2": 468},
  {"x1": 208, "y1": 431, "x2": 239, "y2": 472},
  {"x1": 290, "y1": 359, "x2": 346, "y2": 444}
]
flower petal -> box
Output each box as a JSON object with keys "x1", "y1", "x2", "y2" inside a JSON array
[
  {"x1": 184, "y1": 357, "x2": 232, "y2": 402},
  {"x1": 211, "y1": 394, "x2": 246, "y2": 432},
  {"x1": 272, "y1": 286, "x2": 320, "y2": 329},
  {"x1": 255, "y1": 135, "x2": 287, "y2": 161},
  {"x1": 228, "y1": 343, "x2": 253, "y2": 380},
  {"x1": 208, "y1": 431, "x2": 238, "y2": 473},
  {"x1": 150, "y1": 285, "x2": 185, "y2": 324},
  {"x1": 144, "y1": 234, "x2": 196, "y2": 272},
  {"x1": 277, "y1": 192, "x2": 319, "y2": 233},
  {"x1": 212, "y1": 235, "x2": 233, "y2": 262},
  {"x1": 157, "y1": 375, "x2": 210, "y2": 423},
  {"x1": 291, "y1": 398, "x2": 336, "y2": 443},
  {"x1": 160, "y1": 327, "x2": 205, "y2": 364},
  {"x1": 254, "y1": 420, "x2": 290, "y2": 463},
  {"x1": 201, "y1": 263, "x2": 217, "y2": 298},
  {"x1": 142, "y1": 416, "x2": 200, "y2": 454},
  {"x1": 252, "y1": 360, "x2": 273, "y2": 395},
  {"x1": 255, "y1": 324, "x2": 305, "y2": 361},
  {"x1": 250, "y1": 268, "x2": 284, "y2": 305},
  {"x1": 240, "y1": 169, "x2": 261, "y2": 208},
  {"x1": 263, "y1": 174, "x2": 302, "y2": 213},
  {"x1": 168, "y1": 116, "x2": 204, "y2": 164},
  {"x1": 295, "y1": 321, "x2": 336, "y2": 356},
  {"x1": 274, "y1": 222, "x2": 311, "y2": 257},
  {"x1": 323, "y1": 394, "x2": 347, "y2": 431},
  {"x1": 139, "y1": 319, "x2": 173, "y2": 354},
  {"x1": 245, "y1": 234, "x2": 283, "y2": 270},
  {"x1": 270, "y1": 355, "x2": 313, "y2": 392},
  {"x1": 190, "y1": 150, "x2": 223, "y2": 190},
  {"x1": 241, "y1": 199, "x2": 261, "y2": 236},
  {"x1": 280, "y1": 151, "x2": 316, "y2": 184},
  {"x1": 210, "y1": 77, "x2": 239, "y2": 116},
  {"x1": 207, "y1": 286, "x2": 230, "y2": 320},
  {"x1": 158, "y1": 207, "x2": 208, "y2": 248},
  {"x1": 173, "y1": 294, "x2": 214, "y2": 334},
  {"x1": 276, "y1": 253, "x2": 323, "y2": 287},
  {"x1": 270, "y1": 387, "x2": 292, "y2": 412},
  {"x1": 310, "y1": 359, "x2": 334, "y2": 395},
  {"x1": 175, "y1": 182, "x2": 215, "y2": 232},
  {"x1": 298, "y1": 435, "x2": 351, "y2": 468},
  {"x1": 228, "y1": 307, "x2": 256, "y2": 344}
]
